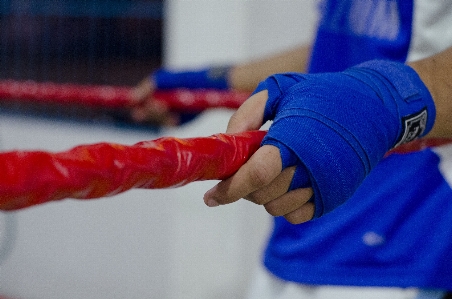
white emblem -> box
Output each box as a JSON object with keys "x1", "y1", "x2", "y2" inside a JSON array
[{"x1": 394, "y1": 109, "x2": 427, "y2": 147}]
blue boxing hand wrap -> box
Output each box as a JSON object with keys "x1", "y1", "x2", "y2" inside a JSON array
[
  {"x1": 258, "y1": 60, "x2": 435, "y2": 218},
  {"x1": 153, "y1": 66, "x2": 230, "y2": 90}
]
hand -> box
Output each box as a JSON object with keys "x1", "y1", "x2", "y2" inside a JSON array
[
  {"x1": 203, "y1": 91, "x2": 315, "y2": 224},
  {"x1": 130, "y1": 77, "x2": 180, "y2": 126},
  {"x1": 203, "y1": 60, "x2": 435, "y2": 223}
]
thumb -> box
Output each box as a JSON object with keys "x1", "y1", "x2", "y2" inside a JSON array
[{"x1": 226, "y1": 90, "x2": 268, "y2": 134}]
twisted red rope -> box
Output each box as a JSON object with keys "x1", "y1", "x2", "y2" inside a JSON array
[{"x1": 0, "y1": 130, "x2": 266, "y2": 210}]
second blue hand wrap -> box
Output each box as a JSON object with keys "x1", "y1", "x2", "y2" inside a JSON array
[
  {"x1": 153, "y1": 66, "x2": 230, "y2": 90},
  {"x1": 256, "y1": 60, "x2": 435, "y2": 218}
]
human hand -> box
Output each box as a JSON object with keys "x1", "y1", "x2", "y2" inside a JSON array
[
  {"x1": 130, "y1": 66, "x2": 231, "y2": 126},
  {"x1": 204, "y1": 60, "x2": 436, "y2": 222},
  {"x1": 204, "y1": 91, "x2": 315, "y2": 224},
  {"x1": 130, "y1": 76, "x2": 180, "y2": 126}
]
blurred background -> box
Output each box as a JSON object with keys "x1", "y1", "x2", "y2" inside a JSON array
[{"x1": 0, "y1": 1, "x2": 316, "y2": 298}]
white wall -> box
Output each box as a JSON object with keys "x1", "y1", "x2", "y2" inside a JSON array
[
  {"x1": 163, "y1": 0, "x2": 248, "y2": 68},
  {"x1": 0, "y1": 1, "x2": 317, "y2": 298},
  {"x1": 163, "y1": 0, "x2": 318, "y2": 67}
]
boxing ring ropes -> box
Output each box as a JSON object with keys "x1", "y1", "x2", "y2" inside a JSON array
[
  {"x1": 0, "y1": 79, "x2": 451, "y2": 212},
  {"x1": 0, "y1": 80, "x2": 262, "y2": 210}
]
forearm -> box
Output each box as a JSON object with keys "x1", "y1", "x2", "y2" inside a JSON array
[
  {"x1": 228, "y1": 45, "x2": 311, "y2": 92},
  {"x1": 409, "y1": 47, "x2": 452, "y2": 138}
]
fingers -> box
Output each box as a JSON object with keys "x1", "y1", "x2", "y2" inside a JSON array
[
  {"x1": 246, "y1": 165, "x2": 315, "y2": 224},
  {"x1": 282, "y1": 201, "x2": 315, "y2": 224},
  {"x1": 226, "y1": 90, "x2": 268, "y2": 133},
  {"x1": 131, "y1": 77, "x2": 155, "y2": 102},
  {"x1": 203, "y1": 144, "x2": 282, "y2": 206},
  {"x1": 130, "y1": 99, "x2": 180, "y2": 126},
  {"x1": 203, "y1": 147, "x2": 315, "y2": 224},
  {"x1": 244, "y1": 166, "x2": 296, "y2": 204},
  {"x1": 264, "y1": 188, "x2": 314, "y2": 224},
  {"x1": 130, "y1": 77, "x2": 180, "y2": 126},
  {"x1": 205, "y1": 88, "x2": 315, "y2": 224}
]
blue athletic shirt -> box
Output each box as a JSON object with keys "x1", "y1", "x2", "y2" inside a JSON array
[{"x1": 263, "y1": 0, "x2": 452, "y2": 289}]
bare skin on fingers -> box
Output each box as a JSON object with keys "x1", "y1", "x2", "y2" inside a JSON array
[
  {"x1": 263, "y1": 187, "x2": 314, "y2": 218},
  {"x1": 283, "y1": 201, "x2": 315, "y2": 224},
  {"x1": 203, "y1": 145, "x2": 282, "y2": 206}
]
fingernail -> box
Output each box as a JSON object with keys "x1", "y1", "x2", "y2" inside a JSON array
[
  {"x1": 206, "y1": 199, "x2": 219, "y2": 207},
  {"x1": 204, "y1": 186, "x2": 220, "y2": 207}
]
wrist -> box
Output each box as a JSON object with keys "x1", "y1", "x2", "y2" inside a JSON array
[
  {"x1": 152, "y1": 66, "x2": 231, "y2": 90},
  {"x1": 345, "y1": 60, "x2": 436, "y2": 148}
]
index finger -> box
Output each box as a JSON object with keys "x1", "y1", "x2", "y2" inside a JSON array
[
  {"x1": 226, "y1": 90, "x2": 268, "y2": 134},
  {"x1": 203, "y1": 144, "x2": 282, "y2": 206}
]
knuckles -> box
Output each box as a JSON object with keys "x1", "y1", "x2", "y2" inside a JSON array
[
  {"x1": 264, "y1": 201, "x2": 286, "y2": 216},
  {"x1": 247, "y1": 159, "x2": 278, "y2": 191}
]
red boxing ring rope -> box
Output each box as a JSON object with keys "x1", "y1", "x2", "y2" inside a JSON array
[
  {"x1": 0, "y1": 130, "x2": 266, "y2": 210},
  {"x1": 0, "y1": 79, "x2": 250, "y2": 112}
]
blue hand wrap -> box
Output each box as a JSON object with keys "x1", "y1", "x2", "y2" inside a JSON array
[
  {"x1": 153, "y1": 66, "x2": 230, "y2": 90},
  {"x1": 258, "y1": 60, "x2": 435, "y2": 218}
]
